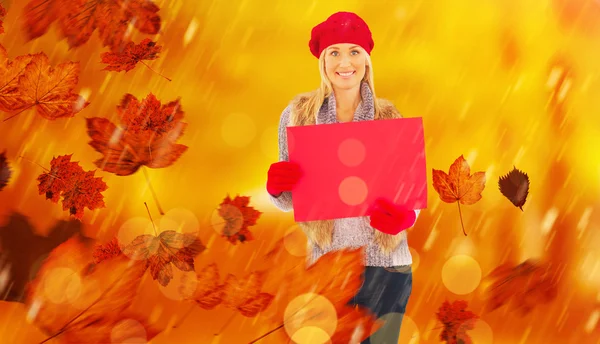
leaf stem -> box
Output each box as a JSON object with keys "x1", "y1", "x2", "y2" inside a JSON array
[
  {"x1": 140, "y1": 61, "x2": 172, "y2": 82},
  {"x1": 214, "y1": 312, "x2": 237, "y2": 336},
  {"x1": 18, "y1": 155, "x2": 51, "y2": 174},
  {"x1": 144, "y1": 202, "x2": 158, "y2": 236},
  {"x1": 2, "y1": 103, "x2": 35, "y2": 122},
  {"x1": 457, "y1": 201, "x2": 467, "y2": 236},
  {"x1": 142, "y1": 167, "x2": 164, "y2": 215}
]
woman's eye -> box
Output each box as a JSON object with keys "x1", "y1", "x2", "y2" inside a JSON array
[
  {"x1": 331, "y1": 51, "x2": 339, "y2": 56},
  {"x1": 351, "y1": 50, "x2": 359, "y2": 55}
]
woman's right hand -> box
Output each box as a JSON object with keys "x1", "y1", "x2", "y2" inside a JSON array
[{"x1": 266, "y1": 161, "x2": 302, "y2": 197}]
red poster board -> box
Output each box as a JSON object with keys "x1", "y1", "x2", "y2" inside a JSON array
[{"x1": 287, "y1": 117, "x2": 427, "y2": 222}]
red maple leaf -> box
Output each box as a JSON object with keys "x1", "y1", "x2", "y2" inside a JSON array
[
  {"x1": 37, "y1": 154, "x2": 108, "y2": 219},
  {"x1": 122, "y1": 230, "x2": 205, "y2": 287},
  {"x1": 0, "y1": 4, "x2": 6, "y2": 34},
  {"x1": 93, "y1": 237, "x2": 122, "y2": 264},
  {"x1": 436, "y1": 300, "x2": 479, "y2": 344},
  {"x1": 101, "y1": 39, "x2": 170, "y2": 80},
  {"x1": 86, "y1": 93, "x2": 188, "y2": 176},
  {"x1": 0, "y1": 151, "x2": 11, "y2": 191},
  {"x1": 218, "y1": 195, "x2": 262, "y2": 244},
  {"x1": 23, "y1": 0, "x2": 161, "y2": 52}
]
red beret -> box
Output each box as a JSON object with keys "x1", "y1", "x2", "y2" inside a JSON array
[{"x1": 309, "y1": 12, "x2": 374, "y2": 58}]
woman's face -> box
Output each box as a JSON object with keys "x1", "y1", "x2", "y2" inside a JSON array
[{"x1": 324, "y1": 43, "x2": 367, "y2": 91}]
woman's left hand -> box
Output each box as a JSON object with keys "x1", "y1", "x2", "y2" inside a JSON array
[{"x1": 368, "y1": 198, "x2": 417, "y2": 235}]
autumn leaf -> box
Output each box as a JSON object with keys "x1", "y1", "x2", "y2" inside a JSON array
[
  {"x1": 482, "y1": 260, "x2": 559, "y2": 315},
  {"x1": 0, "y1": 4, "x2": 6, "y2": 34},
  {"x1": 432, "y1": 155, "x2": 486, "y2": 235},
  {"x1": 498, "y1": 166, "x2": 530, "y2": 211},
  {"x1": 92, "y1": 237, "x2": 122, "y2": 264},
  {"x1": 183, "y1": 263, "x2": 224, "y2": 310},
  {"x1": 218, "y1": 194, "x2": 262, "y2": 244},
  {"x1": 122, "y1": 230, "x2": 205, "y2": 287},
  {"x1": 86, "y1": 93, "x2": 188, "y2": 176},
  {"x1": 0, "y1": 151, "x2": 11, "y2": 191},
  {"x1": 101, "y1": 38, "x2": 170, "y2": 81},
  {"x1": 2, "y1": 51, "x2": 89, "y2": 122},
  {"x1": 0, "y1": 45, "x2": 34, "y2": 113},
  {"x1": 37, "y1": 154, "x2": 108, "y2": 219},
  {"x1": 436, "y1": 300, "x2": 479, "y2": 344},
  {"x1": 221, "y1": 271, "x2": 274, "y2": 317},
  {"x1": 24, "y1": 235, "x2": 155, "y2": 343},
  {"x1": 0, "y1": 212, "x2": 88, "y2": 302},
  {"x1": 23, "y1": 0, "x2": 161, "y2": 52}
]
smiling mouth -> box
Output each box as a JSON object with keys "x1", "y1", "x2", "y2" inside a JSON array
[{"x1": 336, "y1": 71, "x2": 355, "y2": 77}]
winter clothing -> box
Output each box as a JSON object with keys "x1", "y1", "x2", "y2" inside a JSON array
[
  {"x1": 269, "y1": 82, "x2": 420, "y2": 267},
  {"x1": 309, "y1": 11, "x2": 374, "y2": 58}
]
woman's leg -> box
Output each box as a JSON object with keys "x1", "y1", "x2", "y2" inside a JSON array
[{"x1": 349, "y1": 265, "x2": 413, "y2": 344}]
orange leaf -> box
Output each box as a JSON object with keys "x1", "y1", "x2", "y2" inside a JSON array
[
  {"x1": 0, "y1": 4, "x2": 6, "y2": 34},
  {"x1": 92, "y1": 237, "x2": 122, "y2": 264},
  {"x1": 184, "y1": 263, "x2": 224, "y2": 310},
  {"x1": 37, "y1": 154, "x2": 108, "y2": 219},
  {"x1": 23, "y1": 0, "x2": 161, "y2": 52},
  {"x1": 432, "y1": 155, "x2": 486, "y2": 235},
  {"x1": 218, "y1": 194, "x2": 262, "y2": 244},
  {"x1": 86, "y1": 93, "x2": 188, "y2": 176},
  {"x1": 0, "y1": 150, "x2": 11, "y2": 191},
  {"x1": 100, "y1": 38, "x2": 169, "y2": 80},
  {"x1": 0, "y1": 45, "x2": 34, "y2": 112},
  {"x1": 436, "y1": 300, "x2": 478, "y2": 344},
  {"x1": 482, "y1": 260, "x2": 559, "y2": 315},
  {"x1": 6, "y1": 52, "x2": 89, "y2": 121},
  {"x1": 221, "y1": 271, "x2": 274, "y2": 317},
  {"x1": 122, "y1": 230, "x2": 205, "y2": 287},
  {"x1": 24, "y1": 236, "x2": 149, "y2": 342},
  {"x1": 329, "y1": 306, "x2": 383, "y2": 344}
]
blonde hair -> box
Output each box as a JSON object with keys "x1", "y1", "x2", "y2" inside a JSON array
[{"x1": 293, "y1": 47, "x2": 383, "y2": 122}]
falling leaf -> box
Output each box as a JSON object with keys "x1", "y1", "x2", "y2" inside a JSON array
[
  {"x1": 432, "y1": 155, "x2": 486, "y2": 235},
  {"x1": 498, "y1": 166, "x2": 530, "y2": 211},
  {"x1": 92, "y1": 237, "x2": 122, "y2": 264},
  {"x1": 22, "y1": 0, "x2": 161, "y2": 52},
  {"x1": 0, "y1": 212, "x2": 89, "y2": 302},
  {"x1": 101, "y1": 39, "x2": 170, "y2": 80},
  {"x1": 24, "y1": 236, "x2": 153, "y2": 342},
  {"x1": 436, "y1": 300, "x2": 479, "y2": 344},
  {"x1": 184, "y1": 263, "x2": 224, "y2": 310},
  {"x1": 0, "y1": 4, "x2": 6, "y2": 34},
  {"x1": 37, "y1": 155, "x2": 108, "y2": 219},
  {"x1": 482, "y1": 260, "x2": 559, "y2": 315},
  {"x1": 218, "y1": 194, "x2": 262, "y2": 244},
  {"x1": 330, "y1": 306, "x2": 383, "y2": 344},
  {"x1": 86, "y1": 93, "x2": 188, "y2": 176},
  {"x1": 0, "y1": 45, "x2": 34, "y2": 113},
  {"x1": 221, "y1": 271, "x2": 274, "y2": 317},
  {"x1": 0, "y1": 151, "x2": 11, "y2": 190},
  {"x1": 122, "y1": 230, "x2": 205, "y2": 287}
]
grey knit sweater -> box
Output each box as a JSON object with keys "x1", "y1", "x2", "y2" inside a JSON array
[{"x1": 269, "y1": 82, "x2": 420, "y2": 267}]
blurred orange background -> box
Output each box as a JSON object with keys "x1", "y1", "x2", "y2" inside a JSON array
[{"x1": 1, "y1": 0, "x2": 600, "y2": 343}]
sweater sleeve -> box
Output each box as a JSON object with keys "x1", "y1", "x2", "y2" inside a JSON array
[{"x1": 268, "y1": 105, "x2": 294, "y2": 212}]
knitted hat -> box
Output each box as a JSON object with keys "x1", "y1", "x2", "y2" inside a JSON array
[{"x1": 308, "y1": 12, "x2": 374, "y2": 58}]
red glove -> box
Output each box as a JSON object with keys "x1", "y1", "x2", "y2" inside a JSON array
[
  {"x1": 368, "y1": 198, "x2": 416, "y2": 235},
  {"x1": 266, "y1": 161, "x2": 302, "y2": 197}
]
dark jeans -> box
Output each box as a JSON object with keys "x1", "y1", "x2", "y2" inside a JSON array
[{"x1": 347, "y1": 265, "x2": 413, "y2": 344}]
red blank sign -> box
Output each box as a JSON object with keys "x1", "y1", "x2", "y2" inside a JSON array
[{"x1": 287, "y1": 117, "x2": 427, "y2": 222}]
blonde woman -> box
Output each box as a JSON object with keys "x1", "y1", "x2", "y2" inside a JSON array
[{"x1": 267, "y1": 12, "x2": 421, "y2": 343}]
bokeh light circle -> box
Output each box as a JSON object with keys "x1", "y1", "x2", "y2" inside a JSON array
[
  {"x1": 284, "y1": 293, "x2": 337, "y2": 343},
  {"x1": 158, "y1": 269, "x2": 198, "y2": 301},
  {"x1": 399, "y1": 315, "x2": 420, "y2": 343},
  {"x1": 110, "y1": 318, "x2": 148, "y2": 344},
  {"x1": 339, "y1": 176, "x2": 368, "y2": 206},
  {"x1": 338, "y1": 138, "x2": 366, "y2": 167},
  {"x1": 43, "y1": 267, "x2": 81, "y2": 304},
  {"x1": 159, "y1": 208, "x2": 200, "y2": 236},
  {"x1": 441, "y1": 255, "x2": 482, "y2": 295},
  {"x1": 283, "y1": 225, "x2": 308, "y2": 257},
  {"x1": 221, "y1": 112, "x2": 256, "y2": 148},
  {"x1": 468, "y1": 318, "x2": 494, "y2": 344},
  {"x1": 117, "y1": 217, "x2": 155, "y2": 260}
]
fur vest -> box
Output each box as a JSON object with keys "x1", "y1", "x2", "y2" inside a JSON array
[{"x1": 288, "y1": 90, "x2": 407, "y2": 255}]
